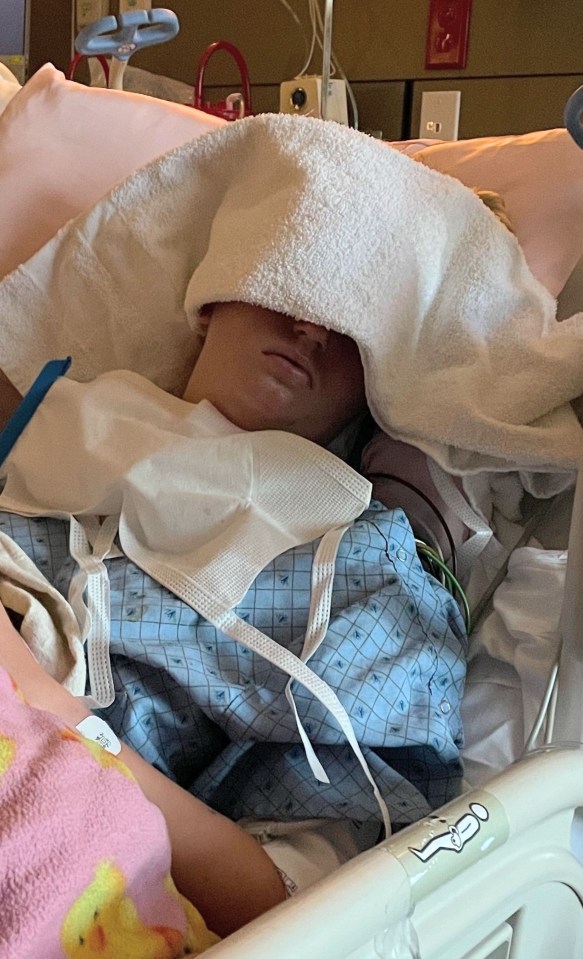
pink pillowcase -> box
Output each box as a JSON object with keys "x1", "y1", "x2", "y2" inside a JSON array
[
  {"x1": 0, "y1": 64, "x2": 225, "y2": 280},
  {"x1": 414, "y1": 129, "x2": 583, "y2": 298}
]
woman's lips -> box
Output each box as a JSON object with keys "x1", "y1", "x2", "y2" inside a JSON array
[{"x1": 263, "y1": 352, "x2": 313, "y2": 387}]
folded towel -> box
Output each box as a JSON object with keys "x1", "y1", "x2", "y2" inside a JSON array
[{"x1": 1, "y1": 113, "x2": 583, "y2": 476}]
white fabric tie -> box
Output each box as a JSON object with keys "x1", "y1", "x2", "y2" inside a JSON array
[
  {"x1": 138, "y1": 547, "x2": 392, "y2": 836},
  {"x1": 68, "y1": 514, "x2": 119, "y2": 708},
  {"x1": 284, "y1": 525, "x2": 349, "y2": 783},
  {"x1": 427, "y1": 458, "x2": 494, "y2": 566}
]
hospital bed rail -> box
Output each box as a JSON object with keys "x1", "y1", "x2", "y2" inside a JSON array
[{"x1": 208, "y1": 746, "x2": 583, "y2": 958}]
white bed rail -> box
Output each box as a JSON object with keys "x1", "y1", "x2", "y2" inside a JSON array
[
  {"x1": 209, "y1": 747, "x2": 583, "y2": 959},
  {"x1": 552, "y1": 471, "x2": 583, "y2": 745}
]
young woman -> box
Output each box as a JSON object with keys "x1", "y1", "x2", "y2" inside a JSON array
[
  {"x1": 0, "y1": 289, "x2": 482, "y2": 954},
  {"x1": 0, "y1": 305, "x2": 375, "y2": 955}
]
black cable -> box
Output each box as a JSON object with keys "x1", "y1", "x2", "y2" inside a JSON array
[{"x1": 366, "y1": 471, "x2": 458, "y2": 578}]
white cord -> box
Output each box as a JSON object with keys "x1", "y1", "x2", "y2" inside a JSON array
[
  {"x1": 297, "y1": 0, "x2": 317, "y2": 76},
  {"x1": 277, "y1": 0, "x2": 312, "y2": 76},
  {"x1": 523, "y1": 657, "x2": 560, "y2": 753},
  {"x1": 330, "y1": 55, "x2": 359, "y2": 129},
  {"x1": 543, "y1": 665, "x2": 559, "y2": 744}
]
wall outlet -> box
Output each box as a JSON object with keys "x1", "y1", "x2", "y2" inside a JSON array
[
  {"x1": 279, "y1": 76, "x2": 349, "y2": 124},
  {"x1": 419, "y1": 90, "x2": 461, "y2": 140}
]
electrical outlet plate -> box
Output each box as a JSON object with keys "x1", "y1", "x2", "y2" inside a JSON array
[
  {"x1": 419, "y1": 90, "x2": 461, "y2": 140},
  {"x1": 279, "y1": 77, "x2": 349, "y2": 124},
  {"x1": 425, "y1": 0, "x2": 472, "y2": 70}
]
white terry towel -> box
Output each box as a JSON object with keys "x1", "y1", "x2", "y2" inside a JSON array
[{"x1": 1, "y1": 112, "x2": 583, "y2": 476}]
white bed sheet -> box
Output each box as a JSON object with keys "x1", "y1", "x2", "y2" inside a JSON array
[
  {"x1": 459, "y1": 226, "x2": 583, "y2": 786},
  {"x1": 461, "y1": 487, "x2": 574, "y2": 785}
]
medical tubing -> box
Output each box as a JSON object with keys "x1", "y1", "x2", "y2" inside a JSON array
[
  {"x1": 523, "y1": 657, "x2": 559, "y2": 753},
  {"x1": 277, "y1": 0, "x2": 311, "y2": 76},
  {"x1": 366, "y1": 472, "x2": 458, "y2": 577},
  {"x1": 194, "y1": 40, "x2": 253, "y2": 117},
  {"x1": 303, "y1": 0, "x2": 326, "y2": 76},
  {"x1": 311, "y1": 0, "x2": 337, "y2": 78},
  {"x1": 544, "y1": 666, "x2": 559, "y2": 744},
  {"x1": 331, "y1": 55, "x2": 359, "y2": 129},
  {"x1": 297, "y1": 8, "x2": 317, "y2": 77},
  {"x1": 416, "y1": 543, "x2": 471, "y2": 634},
  {"x1": 414, "y1": 537, "x2": 446, "y2": 585}
]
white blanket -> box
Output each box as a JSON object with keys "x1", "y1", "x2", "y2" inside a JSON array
[{"x1": 1, "y1": 113, "x2": 583, "y2": 476}]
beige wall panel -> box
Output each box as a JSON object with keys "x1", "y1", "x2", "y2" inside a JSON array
[
  {"x1": 25, "y1": 1, "x2": 583, "y2": 87},
  {"x1": 133, "y1": 1, "x2": 583, "y2": 86},
  {"x1": 460, "y1": 0, "x2": 583, "y2": 78},
  {"x1": 332, "y1": 0, "x2": 583, "y2": 81},
  {"x1": 328, "y1": 1, "x2": 427, "y2": 82},
  {"x1": 411, "y1": 75, "x2": 583, "y2": 139},
  {"x1": 132, "y1": 0, "x2": 312, "y2": 86},
  {"x1": 350, "y1": 81, "x2": 406, "y2": 139}
]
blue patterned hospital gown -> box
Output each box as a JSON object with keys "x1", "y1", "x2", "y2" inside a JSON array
[{"x1": 0, "y1": 502, "x2": 467, "y2": 828}]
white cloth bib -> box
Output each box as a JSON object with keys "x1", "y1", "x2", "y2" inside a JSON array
[{"x1": 0, "y1": 372, "x2": 396, "y2": 831}]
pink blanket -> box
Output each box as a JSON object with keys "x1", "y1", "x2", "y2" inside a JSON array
[{"x1": 0, "y1": 666, "x2": 218, "y2": 958}]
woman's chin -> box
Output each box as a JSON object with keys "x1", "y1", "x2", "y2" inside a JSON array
[{"x1": 219, "y1": 384, "x2": 303, "y2": 433}]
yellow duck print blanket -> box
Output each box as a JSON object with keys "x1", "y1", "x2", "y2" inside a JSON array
[{"x1": 0, "y1": 666, "x2": 219, "y2": 958}]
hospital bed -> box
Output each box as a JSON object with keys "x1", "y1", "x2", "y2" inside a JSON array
[{"x1": 2, "y1": 63, "x2": 583, "y2": 958}]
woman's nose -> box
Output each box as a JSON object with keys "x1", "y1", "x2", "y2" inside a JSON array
[{"x1": 293, "y1": 319, "x2": 329, "y2": 348}]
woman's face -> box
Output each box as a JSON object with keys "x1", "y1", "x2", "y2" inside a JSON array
[{"x1": 183, "y1": 302, "x2": 367, "y2": 444}]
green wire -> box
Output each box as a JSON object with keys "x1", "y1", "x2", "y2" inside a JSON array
[{"x1": 416, "y1": 543, "x2": 472, "y2": 635}]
